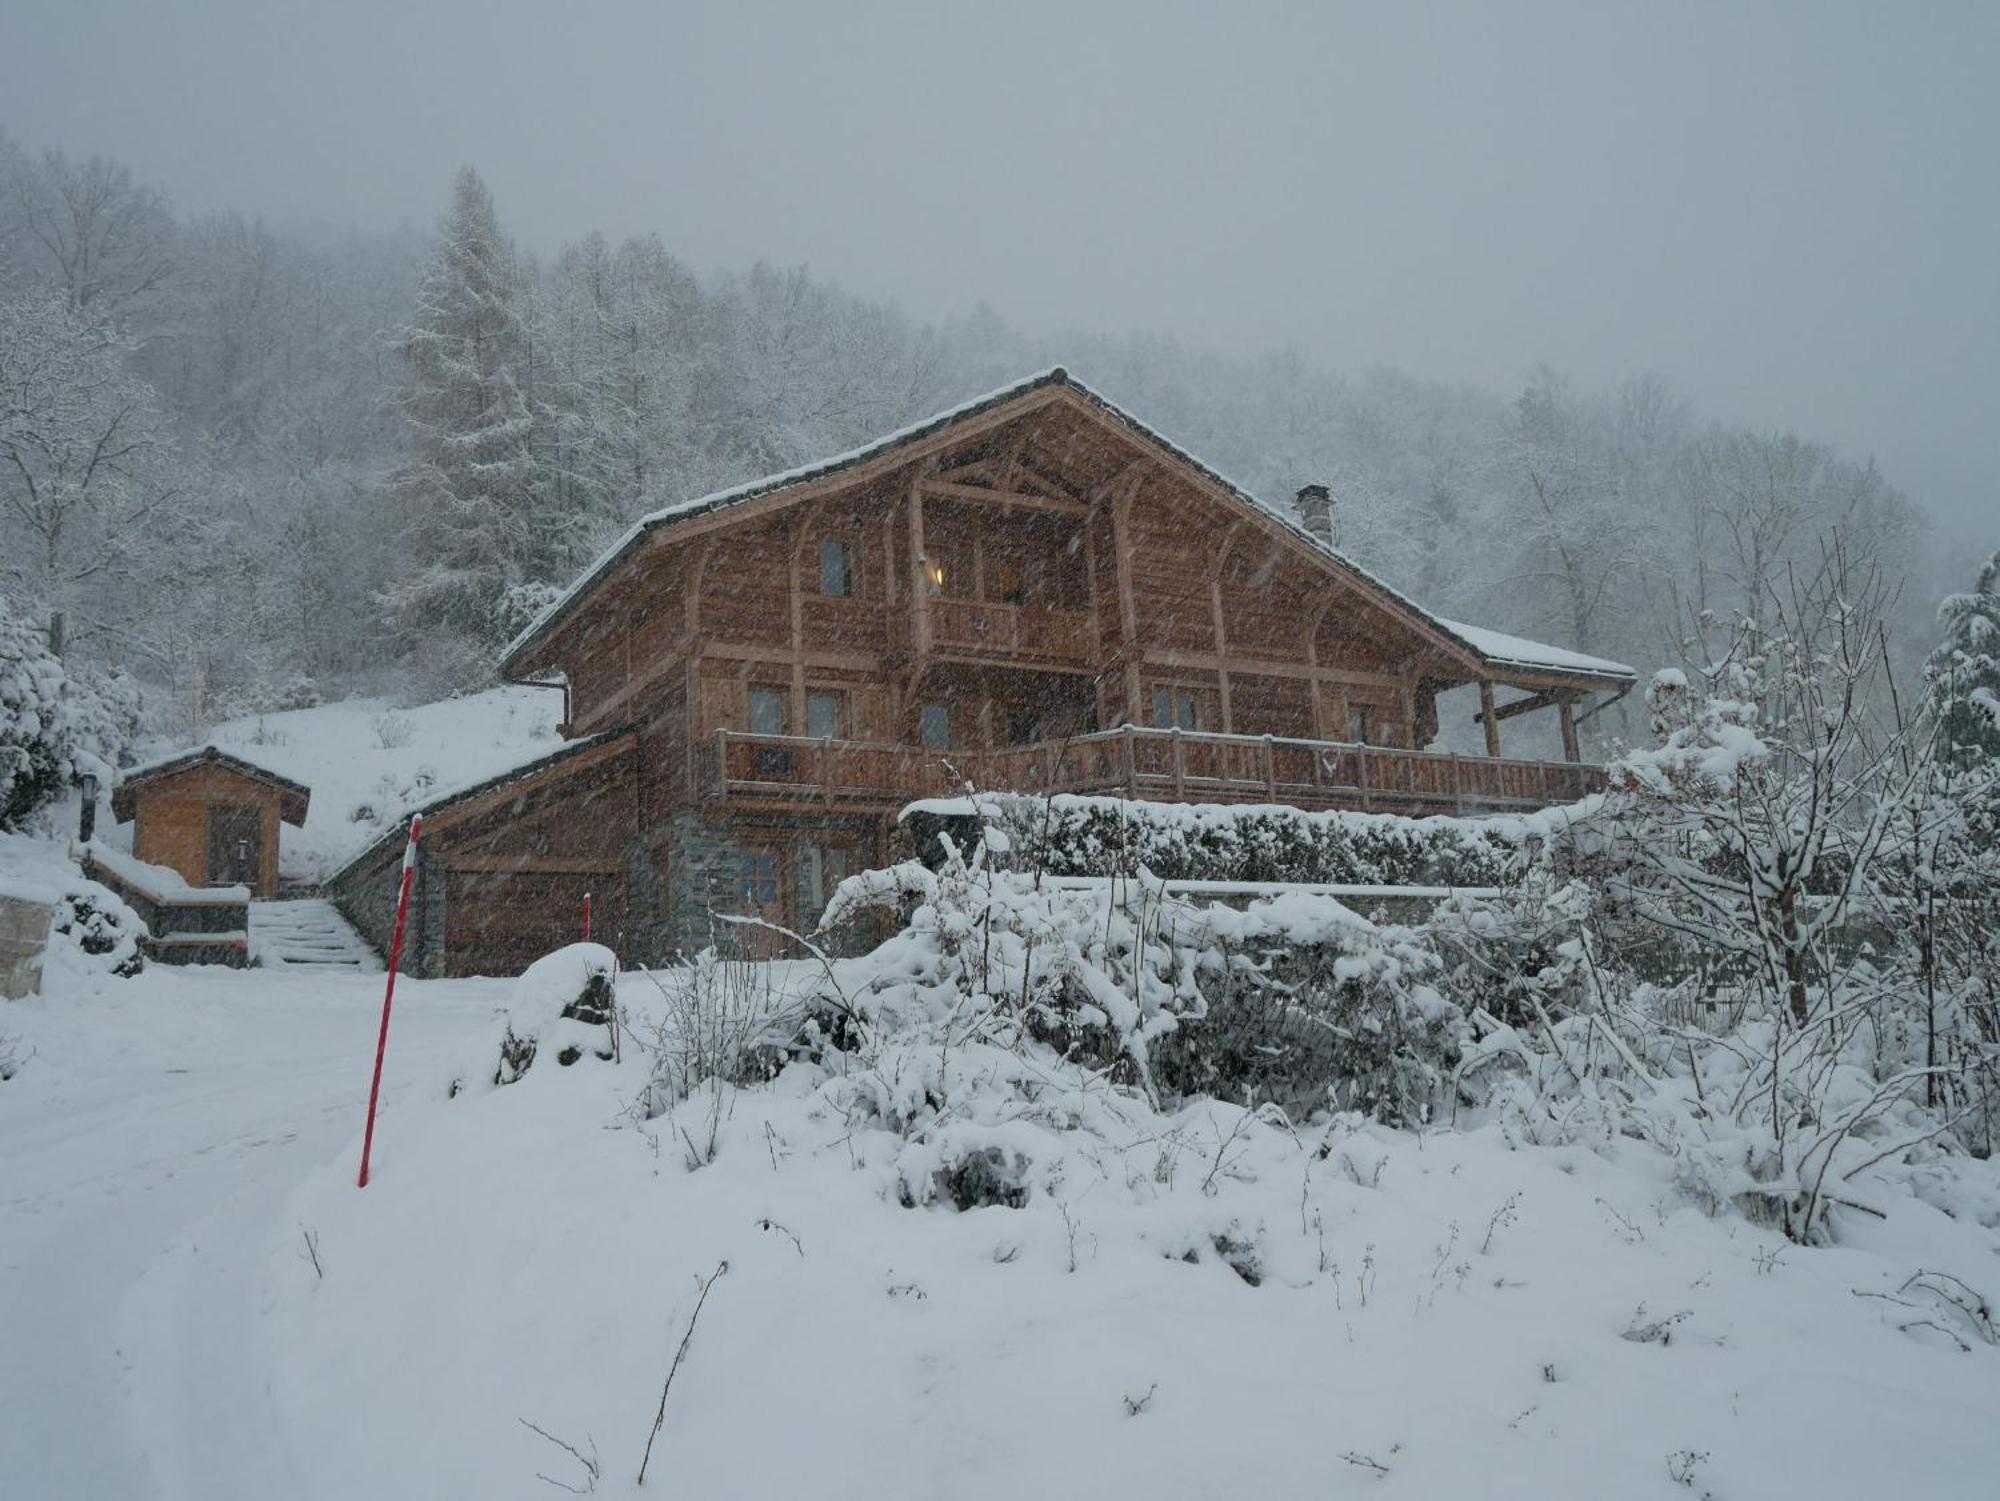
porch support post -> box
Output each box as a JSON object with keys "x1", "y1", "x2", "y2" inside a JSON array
[
  {"x1": 1479, "y1": 681, "x2": 1502, "y2": 758},
  {"x1": 1558, "y1": 698, "x2": 1580, "y2": 763}
]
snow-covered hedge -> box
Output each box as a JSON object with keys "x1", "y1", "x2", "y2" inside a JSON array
[{"x1": 961, "y1": 792, "x2": 1554, "y2": 889}]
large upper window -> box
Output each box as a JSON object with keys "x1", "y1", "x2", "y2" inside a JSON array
[
  {"x1": 920, "y1": 702, "x2": 954, "y2": 750},
  {"x1": 1151, "y1": 687, "x2": 1200, "y2": 731},
  {"x1": 819, "y1": 538, "x2": 853, "y2": 597},
  {"x1": 748, "y1": 687, "x2": 788, "y2": 735},
  {"x1": 806, "y1": 688, "x2": 847, "y2": 740}
]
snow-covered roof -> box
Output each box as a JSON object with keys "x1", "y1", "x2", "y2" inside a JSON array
[
  {"x1": 501, "y1": 367, "x2": 1636, "y2": 689},
  {"x1": 322, "y1": 727, "x2": 634, "y2": 887},
  {"x1": 1434, "y1": 620, "x2": 1636, "y2": 682},
  {"x1": 111, "y1": 745, "x2": 312, "y2": 824}
]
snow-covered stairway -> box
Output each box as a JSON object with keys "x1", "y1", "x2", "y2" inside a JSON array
[{"x1": 249, "y1": 899, "x2": 381, "y2": 972}]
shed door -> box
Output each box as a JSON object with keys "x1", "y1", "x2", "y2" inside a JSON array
[{"x1": 207, "y1": 804, "x2": 263, "y2": 887}]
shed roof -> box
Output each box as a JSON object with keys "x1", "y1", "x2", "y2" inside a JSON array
[
  {"x1": 500, "y1": 367, "x2": 1636, "y2": 692},
  {"x1": 111, "y1": 746, "x2": 312, "y2": 826}
]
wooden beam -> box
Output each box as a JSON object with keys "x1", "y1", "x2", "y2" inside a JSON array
[
  {"x1": 908, "y1": 469, "x2": 931, "y2": 659},
  {"x1": 1479, "y1": 681, "x2": 1502, "y2": 757},
  {"x1": 1206, "y1": 519, "x2": 1243, "y2": 733},
  {"x1": 1141, "y1": 646, "x2": 1404, "y2": 688},
  {"x1": 1112, "y1": 476, "x2": 1143, "y2": 722},
  {"x1": 1559, "y1": 699, "x2": 1581, "y2": 762},
  {"x1": 788, "y1": 517, "x2": 809, "y2": 724},
  {"x1": 918, "y1": 478, "x2": 1090, "y2": 515},
  {"x1": 1475, "y1": 689, "x2": 1567, "y2": 725}
]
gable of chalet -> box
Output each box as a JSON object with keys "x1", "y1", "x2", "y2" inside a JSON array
[{"x1": 501, "y1": 368, "x2": 1633, "y2": 694}]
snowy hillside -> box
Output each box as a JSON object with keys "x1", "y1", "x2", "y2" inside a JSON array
[{"x1": 130, "y1": 688, "x2": 565, "y2": 883}]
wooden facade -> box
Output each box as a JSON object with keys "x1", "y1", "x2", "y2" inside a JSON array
[
  {"x1": 111, "y1": 748, "x2": 310, "y2": 901},
  {"x1": 333, "y1": 370, "x2": 1634, "y2": 976}
]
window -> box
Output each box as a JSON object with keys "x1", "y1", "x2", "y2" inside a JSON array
[
  {"x1": 737, "y1": 848, "x2": 781, "y2": 908},
  {"x1": 819, "y1": 537, "x2": 853, "y2": 597},
  {"x1": 806, "y1": 688, "x2": 846, "y2": 740},
  {"x1": 1348, "y1": 705, "x2": 1372, "y2": 745},
  {"x1": 995, "y1": 558, "x2": 1027, "y2": 606},
  {"x1": 1152, "y1": 687, "x2": 1199, "y2": 731},
  {"x1": 920, "y1": 702, "x2": 954, "y2": 750},
  {"x1": 748, "y1": 686, "x2": 788, "y2": 735},
  {"x1": 799, "y1": 843, "x2": 855, "y2": 918},
  {"x1": 1007, "y1": 705, "x2": 1043, "y2": 744}
]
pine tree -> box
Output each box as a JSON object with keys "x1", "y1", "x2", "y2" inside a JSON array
[
  {"x1": 1929, "y1": 546, "x2": 2000, "y2": 772},
  {"x1": 387, "y1": 167, "x2": 543, "y2": 651}
]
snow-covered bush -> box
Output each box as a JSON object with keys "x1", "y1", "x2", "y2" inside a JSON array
[
  {"x1": 0, "y1": 601, "x2": 137, "y2": 831},
  {"x1": 489, "y1": 942, "x2": 618, "y2": 1085},
  {"x1": 633, "y1": 948, "x2": 800, "y2": 1116},
  {"x1": 971, "y1": 792, "x2": 1529, "y2": 887},
  {"x1": 49, "y1": 881, "x2": 146, "y2": 977}
]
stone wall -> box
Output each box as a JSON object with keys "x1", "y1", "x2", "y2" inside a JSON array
[{"x1": 1, "y1": 895, "x2": 53, "y2": 999}]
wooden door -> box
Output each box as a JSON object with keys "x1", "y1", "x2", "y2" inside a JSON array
[{"x1": 206, "y1": 804, "x2": 263, "y2": 888}]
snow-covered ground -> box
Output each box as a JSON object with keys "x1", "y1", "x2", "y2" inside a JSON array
[
  {"x1": 122, "y1": 687, "x2": 566, "y2": 882},
  {"x1": 4, "y1": 942, "x2": 1998, "y2": 1499}
]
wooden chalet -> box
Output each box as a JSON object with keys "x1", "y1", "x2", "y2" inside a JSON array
[
  {"x1": 111, "y1": 746, "x2": 310, "y2": 901},
  {"x1": 330, "y1": 369, "x2": 1634, "y2": 976}
]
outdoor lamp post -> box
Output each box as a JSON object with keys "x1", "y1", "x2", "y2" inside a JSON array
[{"x1": 77, "y1": 770, "x2": 99, "y2": 844}]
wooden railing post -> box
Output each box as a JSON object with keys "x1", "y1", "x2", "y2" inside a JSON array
[
  {"x1": 1357, "y1": 747, "x2": 1372, "y2": 811},
  {"x1": 1123, "y1": 724, "x2": 1137, "y2": 797},
  {"x1": 1448, "y1": 752, "x2": 1463, "y2": 814},
  {"x1": 1261, "y1": 735, "x2": 1276, "y2": 798},
  {"x1": 1171, "y1": 727, "x2": 1186, "y2": 797}
]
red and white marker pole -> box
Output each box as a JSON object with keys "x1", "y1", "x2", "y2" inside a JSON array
[
  {"x1": 582, "y1": 890, "x2": 592, "y2": 943},
  {"x1": 357, "y1": 813, "x2": 423, "y2": 1189}
]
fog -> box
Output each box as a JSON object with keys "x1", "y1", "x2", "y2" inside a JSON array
[{"x1": 6, "y1": 0, "x2": 1993, "y2": 534}]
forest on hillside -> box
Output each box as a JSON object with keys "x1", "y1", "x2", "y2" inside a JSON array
[{"x1": 0, "y1": 130, "x2": 1943, "y2": 740}]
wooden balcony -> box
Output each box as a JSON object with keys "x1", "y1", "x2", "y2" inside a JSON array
[
  {"x1": 926, "y1": 598, "x2": 1093, "y2": 669},
  {"x1": 701, "y1": 725, "x2": 1603, "y2": 815}
]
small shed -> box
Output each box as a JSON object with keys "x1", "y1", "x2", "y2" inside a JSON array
[{"x1": 110, "y1": 747, "x2": 310, "y2": 901}]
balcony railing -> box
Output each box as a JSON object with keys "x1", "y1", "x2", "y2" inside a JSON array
[{"x1": 701, "y1": 725, "x2": 1603, "y2": 814}]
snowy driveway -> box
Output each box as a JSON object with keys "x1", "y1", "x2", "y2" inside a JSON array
[{"x1": 0, "y1": 969, "x2": 500, "y2": 1500}]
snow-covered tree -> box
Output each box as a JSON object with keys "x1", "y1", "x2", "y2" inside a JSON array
[
  {"x1": 1930, "y1": 546, "x2": 2000, "y2": 772},
  {"x1": 385, "y1": 167, "x2": 544, "y2": 653},
  {"x1": 0, "y1": 290, "x2": 181, "y2": 655}
]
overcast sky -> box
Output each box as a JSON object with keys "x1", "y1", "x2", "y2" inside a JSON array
[{"x1": 3, "y1": 0, "x2": 1994, "y2": 535}]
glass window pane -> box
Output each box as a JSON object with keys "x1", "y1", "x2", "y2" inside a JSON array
[
  {"x1": 1348, "y1": 706, "x2": 1370, "y2": 744},
  {"x1": 806, "y1": 689, "x2": 845, "y2": 739},
  {"x1": 920, "y1": 703, "x2": 953, "y2": 749},
  {"x1": 749, "y1": 687, "x2": 787, "y2": 735},
  {"x1": 819, "y1": 538, "x2": 852, "y2": 597}
]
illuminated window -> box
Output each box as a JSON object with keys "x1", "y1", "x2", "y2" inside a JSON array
[
  {"x1": 748, "y1": 687, "x2": 787, "y2": 735},
  {"x1": 819, "y1": 538, "x2": 853, "y2": 597},
  {"x1": 1348, "y1": 706, "x2": 1372, "y2": 745}
]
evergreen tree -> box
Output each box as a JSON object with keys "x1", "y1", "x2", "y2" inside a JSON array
[
  {"x1": 386, "y1": 167, "x2": 542, "y2": 651},
  {"x1": 1930, "y1": 546, "x2": 2000, "y2": 772}
]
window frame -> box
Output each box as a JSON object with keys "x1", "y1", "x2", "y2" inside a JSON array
[
  {"x1": 818, "y1": 536, "x2": 854, "y2": 598},
  {"x1": 747, "y1": 686, "x2": 789, "y2": 736},
  {"x1": 1150, "y1": 685, "x2": 1200, "y2": 732},
  {"x1": 805, "y1": 687, "x2": 847, "y2": 740},
  {"x1": 919, "y1": 702, "x2": 954, "y2": 750}
]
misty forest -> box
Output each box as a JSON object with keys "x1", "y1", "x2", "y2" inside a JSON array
[
  {"x1": 0, "y1": 135, "x2": 1952, "y2": 731},
  {"x1": 3, "y1": 7, "x2": 1999, "y2": 1498}
]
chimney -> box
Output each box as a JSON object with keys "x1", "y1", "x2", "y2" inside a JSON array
[{"x1": 1296, "y1": 483, "x2": 1334, "y2": 547}]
